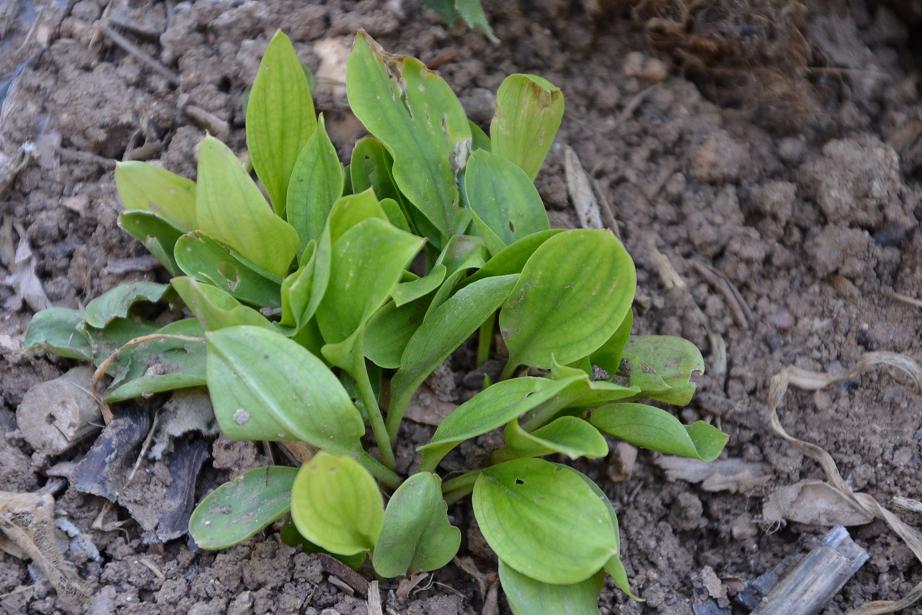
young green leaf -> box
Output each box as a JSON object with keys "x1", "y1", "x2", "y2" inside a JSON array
[
  {"x1": 280, "y1": 242, "x2": 320, "y2": 329},
  {"x1": 24, "y1": 307, "x2": 93, "y2": 361},
  {"x1": 392, "y1": 265, "x2": 446, "y2": 307},
  {"x1": 499, "y1": 561, "x2": 604, "y2": 615},
  {"x1": 175, "y1": 232, "x2": 281, "y2": 308},
  {"x1": 246, "y1": 30, "x2": 317, "y2": 214},
  {"x1": 469, "y1": 119, "x2": 491, "y2": 151},
  {"x1": 286, "y1": 116, "x2": 344, "y2": 247},
  {"x1": 455, "y1": 0, "x2": 498, "y2": 42},
  {"x1": 118, "y1": 210, "x2": 184, "y2": 275},
  {"x1": 350, "y1": 137, "x2": 401, "y2": 201},
  {"x1": 346, "y1": 32, "x2": 471, "y2": 237},
  {"x1": 387, "y1": 274, "x2": 519, "y2": 438},
  {"x1": 115, "y1": 161, "x2": 197, "y2": 231},
  {"x1": 463, "y1": 229, "x2": 563, "y2": 286},
  {"x1": 206, "y1": 326, "x2": 365, "y2": 452},
  {"x1": 316, "y1": 218, "x2": 424, "y2": 346},
  {"x1": 418, "y1": 376, "x2": 579, "y2": 471},
  {"x1": 500, "y1": 230, "x2": 635, "y2": 371},
  {"x1": 372, "y1": 473, "x2": 461, "y2": 578},
  {"x1": 84, "y1": 281, "x2": 171, "y2": 329},
  {"x1": 326, "y1": 189, "x2": 389, "y2": 245},
  {"x1": 463, "y1": 149, "x2": 549, "y2": 254},
  {"x1": 472, "y1": 458, "x2": 616, "y2": 585},
  {"x1": 490, "y1": 74, "x2": 564, "y2": 179},
  {"x1": 195, "y1": 135, "x2": 300, "y2": 278},
  {"x1": 620, "y1": 335, "x2": 704, "y2": 405},
  {"x1": 605, "y1": 556, "x2": 642, "y2": 602},
  {"x1": 502, "y1": 416, "x2": 608, "y2": 460},
  {"x1": 590, "y1": 310, "x2": 633, "y2": 376},
  {"x1": 189, "y1": 466, "x2": 298, "y2": 550},
  {"x1": 590, "y1": 403, "x2": 727, "y2": 461},
  {"x1": 290, "y1": 452, "x2": 384, "y2": 556},
  {"x1": 363, "y1": 298, "x2": 428, "y2": 369},
  {"x1": 172, "y1": 277, "x2": 272, "y2": 331}
]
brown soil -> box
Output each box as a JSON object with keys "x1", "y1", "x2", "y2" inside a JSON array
[{"x1": 2, "y1": 0, "x2": 922, "y2": 613}]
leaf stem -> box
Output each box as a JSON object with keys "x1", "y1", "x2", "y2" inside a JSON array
[
  {"x1": 499, "y1": 359, "x2": 518, "y2": 381},
  {"x1": 353, "y1": 356, "x2": 397, "y2": 471},
  {"x1": 441, "y1": 470, "x2": 481, "y2": 498},
  {"x1": 476, "y1": 313, "x2": 494, "y2": 367},
  {"x1": 353, "y1": 449, "x2": 402, "y2": 488}
]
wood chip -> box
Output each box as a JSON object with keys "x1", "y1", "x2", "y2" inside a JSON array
[
  {"x1": 318, "y1": 553, "x2": 369, "y2": 596},
  {"x1": 655, "y1": 457, "x2": 768, "y2": 493},
  {"x1": 564, "y1": 146, "x2": 604, "y2": 230},
  {"x1": 367, "y1": 580, "x2": 384, "y2": 615}
]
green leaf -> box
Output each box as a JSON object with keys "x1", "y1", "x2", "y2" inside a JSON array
[
  {"x1": 372, "y1": 473, "x2": 461, "y2": 578},
  {"x1": 206, "y1": 326, "x2": 365, "y2": 452},
  {"x1": 620, "y1": 336, "x2": 704, "y2": 405},
  {"x1": 590, "y1": 403, "x2": 727, "y2": 461},
  {"x1": 590, "y1": 310, "x2": 633, "y2": 376},
  {"x1": 350, "y1": 137, "x2": 401, "y2": 202},
  {"x1": 418, "y1": 376, "x2": 578, "y2": 471},
  {"x1": 103, "y1": 319, "x2": 206, "y2": 402},
  {"x1": 85, "y1": 318, "x2": 158, "y2": 365},
  {"x1": 364, "y1": 298, "x2": 428, "y2": 369},
  {"x1": 117, "y1": 210, "x2": 184, "y2": 275},
  {"x1": 172, "y1": 277, "x2": 272, "y2": 331},
  {"x1": 84, "y1": 281, "x2": 171, "y2": 329},
  {"x1": 472, "y1": 458, "x2": 617, "y2": 585},
  {"x1": 286, "y1": 116, "x2": 344, "y2": 247},
  {"x1": 280, "y1": 242, "x2": 321, "y2": 329},
  {"x1": 189, "y1": 466, "x2": 297, "y2": 550},
  {"x1": 346, "y1": 32, "x2": 471, "y2": 237},
  {"x1": 24, "y1": 307, "x2": 93, "y2": 361},
  {"x1": 455, "y1": 0, "x2": 498, "y2": 43},
  {"x1": 499, "y1": 561, "x2": 603, "y2": 615},
  {"x1": 503, "y1": 416, "x2": 608, "y2": 460},
  {"x1": 500, "y1": 230, "x2": 636, "y2": 370},
  {"x1": 246, "y1": 30, "x2": 317, "y2": 214},
  {"x1": 469, "y1": 120, "x2": 491, "y2": 151},
  {"x1": 605, "y1": 556, "x2": 642, "y2": 602},
  {"x1": 326, "y1": 189, "x2": 389, "y2": 245},
  {"x1": 490, "y1": 74, "x2": 564, "y2": 180},
  {"x1": 175, "y1": 232, "x2": 281, "y2": 308},
  {"x1": 195, "y1": 135, "x2": 300, "y2": 278},
  {"x1": 290, "y1": 451, "x2": 384, "y2": 556},
  {"x1": 317, "y1": 218, "x2": 424, "y2": 346},
  {"x1": 387, "y1": 274, "x2": 518, "y2": 437},
  {"x1": 392, "y1": 265, "x2": 446, "y2": 307},
  {"x1": 380, "y1": 198, "x2": 412, "y2": 233},
  {"x1": 114, "y1": 161, "x2": 197, "y2": 231},
  {"x1": 464, "y1": 229, "x2": 563, "y2": 287},
  {"x1": 463, "y1": 150, "x2": 549, "y2": 255}
]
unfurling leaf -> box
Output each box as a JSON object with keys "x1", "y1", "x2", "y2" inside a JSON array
[
  {"x1": 246, "y1": 30, "x2": 317, "y2": 214},
  {"x1": 372, "y1": 473, "x2": 461, "y2": 577},
  {"x1": 590, "y1": 403, "x2": 727, "y2": 462},
  {"x1": 472, "y1": 458, "x2": 617, "y2": 585},
  {"x1": 490, "y1": 74, "x2": 564, "y2": 179},
  {"x1": 620, "y1": 335, "x2": 704, "y2": 405},
  {"x1": 287, "y1": 116, "x2": 344, "y2": 247},
  {"x1": 290, "y1": 452, "x2": 384, "y2": 556},
  {"x1": 189, "y1": 466, "x2": 297, "y2": 549}
]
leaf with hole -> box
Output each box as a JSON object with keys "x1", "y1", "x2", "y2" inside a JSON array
[
  {"x1": 189, "y1": 466, "x2": 297, "y2": 550},
  {"x1": 206, "y1": 326, "x2": 365, "y2": 452},
  {"x1": 290, "y1": 452, "x2": 384, "y2": 556},
  {"x1": 463, "y1": 149, "x2": 549, "y2": 254},
  {"x1": 372, "y1": 473, "x2": 461, "y2": 577},
  {"x1": 590, "y1": 403, "x2": 726, "y2": 461},
  {"x1": 499, "y1": 560, "x2": 604, "y2": 615},
  {"x1": 620, "y1": 335, "x2": 704, "y2": 405},
  {"x1": 195, "y1": 135, "x2": 300, "y2": 278},
  {"x1": 84, "y1": 281, "x2": 171, "y2": 329},
  {"x1": 286, "y1": 116, "x2": 343, "y2": 246},
  {"x1": 346, "y1": 32, "x2": 470, "y2": 237},
  {"x1": 115, "y1": 160, "x2": 197, "y2": 231},
  {"x1": 500, "y1": 230, "x2": 635, "y2": 371},
  {"x1": 472, "y1": 458, "x2": 616, "y2": 584},
  {"x1": 246, "y1": 30, "x2": 317, "y2": 214},
  {"x1": 175, "y1": 232, "x2": 281, "y2": 307},
  {"x1": 388, "y1": 274, "x2": 518, "y2": 437},
  {"x1": 490, "y1": 74, "x2": 563, "y2": 179}
]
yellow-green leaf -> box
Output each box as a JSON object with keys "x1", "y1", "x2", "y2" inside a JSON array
[
  {"x1": 115, "y1": 161, "x2": 197, "y2": 231},
  {"x1": 490, "y1": 74, "x2": 564, "y2": 179},
  {"x1": 286, "y1": 116, "x2": 343, "y2": 246}
]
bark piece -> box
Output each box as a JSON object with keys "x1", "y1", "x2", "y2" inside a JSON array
[{"x1": 16, "y1": 367, "x2": 100, "y2": 455}]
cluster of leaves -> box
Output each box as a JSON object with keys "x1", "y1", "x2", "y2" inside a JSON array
[
  {"x1": 424, "y1": 0, "x2": 497, "y2": 43},
  {"x1": 25, "y1": 30, "x2": 728, "y2": 612}
]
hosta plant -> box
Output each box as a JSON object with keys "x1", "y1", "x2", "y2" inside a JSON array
[{"x1": 25, "y1": 30, "x2": 728, "y2": 612}]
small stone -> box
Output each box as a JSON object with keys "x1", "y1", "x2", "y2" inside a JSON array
[
  {"x1": 623, "y1": 51, "x2": 645, "y2": 78},
  {"x1": 607, "y1": 442, "x2": 637, "y2": 482},
  {"x1": 642, "y1": 58, "x2": 669, "y2": 82},
  {"x1": 777, "y1": 136, "x2": 806, "y2": 164},
  {"x1": 731, "y1": 513, "x2": 758, "y2": 541}
]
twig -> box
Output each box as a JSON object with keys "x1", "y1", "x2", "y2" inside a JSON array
[
  {"x1": 183, "y1": 104, "x2": 230, "y2": 140},
  {"x1": 691, "y1": 261, "x2": 753, "y2": 329},
  {"x1": 107, "y1": 16, "x2": 161, "y2": 41},
  {"x1": 55, "y1": 146, "x2": 116, "y2": 168},
  {"x1": 14, "y1": 7, "x2": 43, "y2": 54},
  {"x1": 125, "y1": 411, "x2": 160, "y2": 485},
  {"x1": 100, "y1": 23, "x2": 179, "y2": 85},
  {"x1": 138, "y1": 557, "x2": 165, "y2": 581},
  {"x1": 318, "y1": 554, "x2": 369, "y2": 596},
  {"x1": 887, "y1": 290, "x2": 922, "y2": 310},
  {"x1": 367, "y1": 580, "x2": 384, "y2": 615}
]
